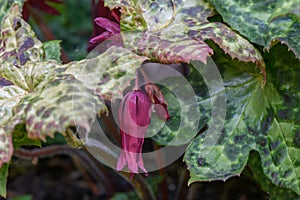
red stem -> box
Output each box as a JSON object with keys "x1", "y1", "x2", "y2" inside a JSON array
[{"x1": 28, "y1": 6, "x2": 70, "y2": 63}]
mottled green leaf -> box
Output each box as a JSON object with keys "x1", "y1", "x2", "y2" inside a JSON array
[
  {"x1": 0, "y1": 1, "x2": 9, "y2": 24},
  {"x1": 105, "y1": 0, "x2": 147, "y2": 31},
  {"x1": 191, "y1": 22, "x2": 265, "y2": 76},
  {"x1": 14, "y1": 74, "x2": 105, "y2": 141},
  {"x1": 184, "y1": 44, "x2": 300, "y2": 195},
  {"x1": 0, "y1": 4, "x2": 43, "y2": 65},
  {"x1": 122, "y1": 31, "x2": 213, "y2": 64},
  {"x1": 0, "y1": 128, "x2": 13, "y2": 168},
  {"x1": 43, "y1": 40, "x2": 62, "y2": 62},
  {"x1": 118, "y1": 0, "x2": 265, "y2": 74},
  {"x1": 65, "y1": 46, "x2": 148, "y2": 100},
  {"x1": 0, "y1": 0, "x2": 24, "y2": 23},
  {"x1": 147, "y1": 77, "x2": 201, "y2": 145},
  {"x1": 0, "y1": 163, "x2": 9, "y2": 197},
  {"x1": 0, "y1": 5, "x2": 147, "y2": 152},
  {"x1": 0, "y1": 85, "x2": 26, "y2": 126},
  {"x1": 249, "y1": 152, "x2": 299, "y2": 200},
  {"x1": 208, "y1": 0, "x2": 300, "y2": 59}
]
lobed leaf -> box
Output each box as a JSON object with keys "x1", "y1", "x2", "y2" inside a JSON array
[
  {"x1": 0, "y1": 4, "x2": 148, "y2": 161},
  {"x1": 0, "y1": 4, "x2": 43, "y2": 65},
  {"x1": 190, "y1": 22, "x2": 266, "y2": 77},
  {"x1": 14, "y1": 74, "x2": 105, "y2": 141},
  {"x1": 105, "y1": 0, "x2": 147, "y2": 31},
  {"x1": 207, "y1": 0, "x2": 300, "y2": 59},
  {"x1": 248, "y1": 153, "x2": 300, "y2": 200},
  {"x1": 116, "y1": 0, "x2": 265, "y2": 75},
  {"x1": 0, "y1": 129, "x2": 13, "y2": 169},
  {"x1": 184, "y1": 44, "x2": 300, "y2": 195},
  {"x1": 64, "y1": 46, "x2": 148, "y2": 100},
  {"x1": 122, "y1": 31, "x2": 213, "y2": 64}
]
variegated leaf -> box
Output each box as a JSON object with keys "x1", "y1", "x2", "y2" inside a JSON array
[
  {"x1": 64, "y1": 46, "x2": 148, "y2": 100},
  {"x1": 208, "y1": 0, "x2": 300, "y2": 59},
  {"x1": 0, "y1": 4, "x2": 43, "y2": 65},
  {"x1": 122, "y1": 31, "x2": 213, "y2": 64},
  {"x1": 0, "y1": 128, "x2": 13, "y2": 168},
  {"x1": 105, "y1": 0, "x2": 147, "y2": 31},
  {"x1": 189, "y1": 22, "x2": 266, "y2": 77},
  {"x1": 0, "y1": 4, "x2": 149, "y2": 145},
  {"x1": 184, "y1": 44, "x2": 300, "y2": 195},
  {"x1": 111, "y1": 0, "x2": 265, "y2": 74},
  {"x1": 13, "y1": 74, "x2": 105, "y2": 141},
  {"x1": 0, "y1": 85, "x2": 26, "y2": 126},
  {"x1": 0, "y1": 0, "x2": 24, "y2": 24}
]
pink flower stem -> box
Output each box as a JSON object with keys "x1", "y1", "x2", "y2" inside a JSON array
[
  {"x1": 139, "y1": 68, "x2": 151, "y2": 84},
  {"x1": 134, "y1": 71, "x2": 140, "y2": 90}
]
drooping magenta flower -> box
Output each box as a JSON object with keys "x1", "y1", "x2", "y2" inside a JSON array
[
  {"x1": 145, "y1": 83, "x2": 170, "y2": 121},
  {"x1": 22, "y1": 0, "x2": 62, "y2": 21},
  {"x1": 117, "y1": 90, "x2": 152, "y2": 178},
  {"x1": 88, "y1": 0, "x2": 121, "y2": 52}
]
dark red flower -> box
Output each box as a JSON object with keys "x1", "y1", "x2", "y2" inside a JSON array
[
  {"x1": 117, "y1": 90, "x2": 152, "y2": 178},
  {"x1": 22, "y1": 0, "x2": 62, "y2": 21},
  {"x1": 88, "y1": 0, "x2": 121, "y2": 52},
  {"x1": 145, "y1": 83, "x2": 170, "y2": 121}
]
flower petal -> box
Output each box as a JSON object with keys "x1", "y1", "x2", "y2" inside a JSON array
[
  {"x1": 117, "y1": 90, "x2": 151, "y2": 175},
  {"x1": 145, "y1": 84, "x2": 170, "y2": 121},
  {"x1": 94, "y1": 17, "x2": 120, "y2": 34},
  {"x1": 89, "y1": 31, "x2": 111, "y2": 43}
]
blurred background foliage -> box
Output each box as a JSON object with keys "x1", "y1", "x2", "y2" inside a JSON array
[{"x1": 28, "y1": 0, "x2": 92, "y2": 61}]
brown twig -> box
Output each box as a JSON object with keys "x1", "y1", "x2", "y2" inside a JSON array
[
  {"x1": 14, "y1": 143, "x2": 155, "y2": 199},
  {"x1": 71, "y1": 155, "x2": 101, "y2": 196},
  {"x1": 174, "y1": 168, "x2": 189, "y2": 200},
  {"x1": 153, "y1": 142, "x2": 168, "y2": 200},
  {"x1": 139, "y1": 68, "x2": 151, "y2": 84},
  {"x1": 119, "y1": 172, "x2": 156, "y2": 200},
  {"x1": 13, "y1": 145, "x2": 110, "y2": 195}
]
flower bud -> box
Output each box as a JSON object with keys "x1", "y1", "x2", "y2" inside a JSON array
[
  {"x1": 117, "y1": 90, "x2": 152, "y2": 178},
  {"x1": 145, "y1": 83, "x2": 170, "y2": 121}
]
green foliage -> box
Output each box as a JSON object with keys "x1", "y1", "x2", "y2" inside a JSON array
[
  {"x1": 0, "y1": 0, "x2": 299, "y2": 198},
  {"x1": 207, "y1": 0, "x2": 300, "y2": 59},
  {"x1": 107, "y1": 0, "x2": 265, "y2": 75},
  {"x1": 0, "y1": 163, "x2": 9, "y2": 197},
  {"x1": 248, "y1": 152, "x2": 299, "y2": 200},
  {"x1": 12, "y1": 124, "x2": 41, "y2": 149},
  {"x1": 0, "y1": 3, "x2": 146, "y2": 164},
  {"x1": 147, "y1": 78, "x2": 202, "y2": 145},
  {"x1": 43, "y1": 40, "x2": 62, "y2": 62},
  {"x1": 184, "y1": 43, "x2": 300, "y2": 195}
]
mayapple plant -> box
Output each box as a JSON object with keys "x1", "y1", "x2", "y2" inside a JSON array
[{"x1": 0, "y1": 0, "x2": 299, "y2": 199}]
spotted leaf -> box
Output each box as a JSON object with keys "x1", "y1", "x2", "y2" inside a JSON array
[
  {"x1": 0, "y1": 4, "x2": 43, "y2": 65},
  {"x1": 184, "y1": 44, "x2": 300, "y2": 195},
  {"x1": 64, "y1": 46, "x2": 148, "y2": 100},
  {"x1": 207, "y1": 0, "x2": 300, "y2": 59},
  {"x1": 112, "y1": 0, "x2": 265, "y2": 75}
]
